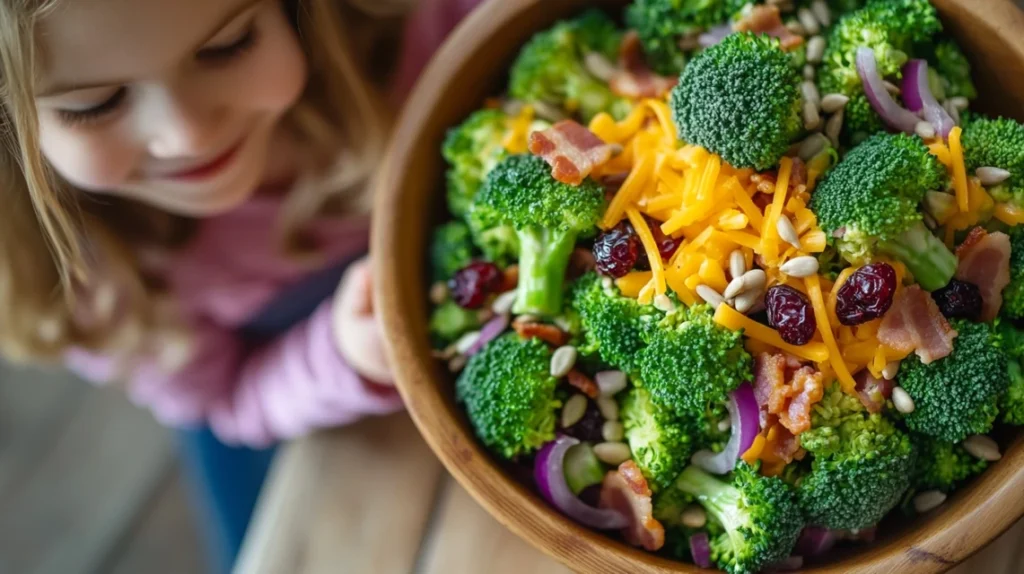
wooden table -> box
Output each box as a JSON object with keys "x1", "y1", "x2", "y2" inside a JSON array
[{"x1": 236, "y1": 414, "x2": 1024, "y2": 574}]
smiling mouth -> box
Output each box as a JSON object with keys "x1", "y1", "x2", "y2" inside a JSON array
[{"x1": 163, "y1": 138, "x2": 245, "y2": 181}]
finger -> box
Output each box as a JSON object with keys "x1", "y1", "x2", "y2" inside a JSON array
[{"x1": 337, "y1": 259, "x2": 374, "y2": 317}]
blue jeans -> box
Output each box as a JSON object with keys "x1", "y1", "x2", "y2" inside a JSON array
[{"x1": 174, "y1": 258, "x2": 356, "y2": 573}]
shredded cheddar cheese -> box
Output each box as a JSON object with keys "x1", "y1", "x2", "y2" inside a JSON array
[
  {"x1": 502, "y1": 105, "x2": 535, "y2": 154},
  {"x1": 949, "y1": 126, "x2": 969, "y2": 213},
  {"x1": 805, "y1": 275, "x2": 856, "y2": 393},
  {"x1": 627, "y1": 208, "x2": 667, "y2": 295},
  {"x1": 714, "y1": 304, "x2": 830, "y2": 363}
]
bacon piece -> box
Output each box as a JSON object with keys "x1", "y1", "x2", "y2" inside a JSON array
[
  {"x1": 955, "y1": 228, "x2": 1011, "y2": 321},
  {"x1": 567, "y1": 369, "x2": 599, "y2": 398},
  {"x1": 733, "y1": 4, "x2": 805, "y2": 51},
  {"x1": 753, "y1": 353, "x2": 824, "y2": 435},
  {"x1": 878, "y1": 285, "x2": 958, "y2": 364},
  {"x1": 771, "y1": 424, "x2": 803, "y2": 463},
  {"x1": 598, "y1": 461, "x2": 665, "y2": 551},
  {"x1": 512, "y1": 320, "x2": 568, "y2": 346},
  {"x1": 528, "y1": 120, "x2": 616, "y2": 185},
  {"x1": 608, "y1": 31, "x2": 678, "y2": 99},
  {"x1": 854, "y1": 370, "x2": 894, "y2": 414}
]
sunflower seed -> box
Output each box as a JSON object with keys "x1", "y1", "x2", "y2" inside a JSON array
[
  {"x1": 717, "y1": 417, "x2": 732, "y2": 432},
  {"x1": 601, "y1": 276, "x2": 614, "y2": 290},
  {"x1": 811, "y1": 0, "x2": 831, "y2": 27},
  {"x1": 532, "y1": 100, "x2": 568, "y2": 122},
  {"x1": 913, "y1": 490, "x2": 947, "y2": 513},
  {"x1": 892, "y1": 386, "x2": 915, "y2": 414},
  {"x1": 949, "y1": 96, "x2": 970, "y2": 111},
  {"x1": 597, "y1": 396, "x2": 620, "y2": 421},
  {"x1": 806, "y1": 35, "x2": 826, "y2": 63},
  {"x1": 798, "y1": 7, "x2": 821, "y2": 35},
  {"x1": 820, "y1": 93, "x2": 850, "y2": 114},
  {"x1": 602, "y1": 420, "x2": 625, "y2": 442},
  {"x1": 798, "y1": 133, "x2": 830, "y2": 160},
  {"x1": 882, "y1": 360, "x2": 901, "y2": 380},
  {"x1": 915, "y1": 120, "x2": 937, "y2": 140},
  {"x1": 594, "y1": 442, "x2": 632, "y2": 465},
  {"x1": 802, "y1": 81, "x2": 821, "y2": 108},
  {"x1": 554, "y1": 315, "x2": 574, "y2": 333},
  {"x1": 786, "y1": 20, "x2": 806, "y2": 36},
  {"x1": 596, "y1": 370, "x2": 628, "y2": 397},
  {"x1": 777, "y1": 214, "x2": 802, "y2": 249},
  {"x1": 448, "y1": 354, "x2": 468, "y2": 372},
  {"x1": 453, "y1": 331, "x2": 482, "y2": 355},
  {"x1": 696, "y1": 284, "x2": 726, "y2": 309},
  {"x1": 734, "y1": 288, "x2": 763, "y2": 314},
  {"x1": 780, "y1": 256, "x2": 820, "y2": 277},
  {"x1": 803, "y1": 100, "x2": 822, "y2": 131},
  {"x1": 681, "y1": 505, "x2": 708, "y2": 529},
  {"x1": 550, "y1": 345, "x2": 578, "y2": 378},
  {"x1": 729, "y1": 250, "x2": 747, "y2": 280},
  {"x1": 923, "y1": 212, "x2": 938, "y2": 229},
  {"x1": 430, "y1": 281, "x2": 449, "y2": 305},
  {"x1": 724, "y1": 269, "x2": 766, "y2": 299},
  {"x1": 803, "y1": 64, "x2": 816, "y2": 81},
  {"x1": 561, "y1": 394, "x2": 588, "y2": 428},
  {"x1": 654, "y1": 294, "x2": 676, "y2": 312},
  {"x1": 944, "y1": 100, "x2": 961, "y2": 125},
  {"x1": 977, "y1": 166, "x2": 1012, "y2": 186},
  {"x1": 492, "y1": 289, "x2": 518, "y2": 314},
  {"x1": 963, "y1": 435, "x2": 1002, "y2": 461},
  {"x1": 825, "y1": 108, "x2": 844, "y2": 147},
  {"x1": 883, "y1": 80, "x2": 901, "y2": 95},
  {"x1": 583, "y1": 52, "x2": 618, "y2": 82}
]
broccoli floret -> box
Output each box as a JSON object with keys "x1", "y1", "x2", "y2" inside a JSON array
[
  {"x1": 442, "y1": 109, "x2": 511, "y2": 218},
  {"x1": 624, "y1": 0, "x2": 747, "y2": 76},
  {"x1": 797, "y1": 383, "x2": 917, "y2": 530},
  {"x1": 809, "y1": 133, "x2": 956, "y2": 291},
  {"x1": 962, "y1": 117, "x2": 1024, "y2": 208},
  {"x1": 1001, "y1": 224, "x2": 1024, "y2": 320},
  {"x1": 996, "y1": 319, "x2": 1024, "y2": 425},
  {"x1": 621, "y1": 385, "x2": 694, "y2": 491},
  {"x1": 429, "y1": 300, "x2": 481, "y2": 345},
  {"x1": 637, "y1": 304, "x2": 752, "y2": 418},
  {"x1": 474, "y1": 155, "x2": 605, "y2": 316},
  {"x1": 670, "y1": 32, "x2": 802, "y2": 171},
  {"x1": 467, "y1": 208, "x2": 520, "y2": 267},
  {"x1": 818, "y1": 0, "x2": 942, "y2": 142},
  {"x1": 930, "y1": 40, "x2": 977, "y2": 100},
  {"x1": 898, "y1": 319, "x2": 1010, "y2": 442},
  {"x1": 569, "y1": 272, "x2": 661, "y2": 373},
  {"x1": 508, "y1": 10, "x2": 630, "y2": 121},
  {"x1": 671, "y1": 463, "x2": 804, "y2": 574},
  {"x1": 456, "y1": 333, "x2": 561, "y2": 459},
  {"x1": 911, "y1": 435, "x2": 988, "y2": 493},
  {"x1": 430, "y1": 221, "x2": 475, "y2": 282}
]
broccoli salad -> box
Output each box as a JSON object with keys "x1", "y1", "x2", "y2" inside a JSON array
[{"x1": 427, "y1": 1, "x2": 1024, "y2": 572}]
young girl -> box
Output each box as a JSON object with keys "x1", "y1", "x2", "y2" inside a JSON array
[{"x1": 0, "y1": 0, "x2": 478, "y2": 569}]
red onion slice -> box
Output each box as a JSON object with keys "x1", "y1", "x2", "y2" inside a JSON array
[
  {"x1": 534, "y1": 435, "x2": 629, "y2": 530},
  {"x1": 691, "y1": 383, "x2": 760, "y2": 474},
  {"x1": 465, "y1": 313, "x2": 509, "y2": 356},
  {"x1": 856, "y1": 47, "x2": 920, "y2": 134},
  {"x1": 902, "y1": 59, "x2": 955, "y2": 138},
  {"x1": 795, "y1": 526, "x2": 838, "y2": 557},
  {"x1": 690, "y1": 532, "x2": 713, "y2": 569}
]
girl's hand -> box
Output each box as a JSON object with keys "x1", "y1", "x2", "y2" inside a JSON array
[{"x1": 332, "y1": 257, "x2": 393, "y2": 385}]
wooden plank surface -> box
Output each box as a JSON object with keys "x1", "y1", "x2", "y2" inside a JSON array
[
  {"x1": 0, "y1": 371, "x2": 174, "y2": 574},
  {"x1": 234, "y1": 413, "x2": 445, "y2": 574}
]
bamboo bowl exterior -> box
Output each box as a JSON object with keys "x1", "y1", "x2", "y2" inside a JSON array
[{"x1": 373, "y1": 1, "x2": 1024, "y2": 571}]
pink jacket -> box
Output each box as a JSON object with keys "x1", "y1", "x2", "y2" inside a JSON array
[{"x1": 66, "y1": 0, "x2": 483, "y2": 447}]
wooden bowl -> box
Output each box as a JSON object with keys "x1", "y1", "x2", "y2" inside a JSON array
[{"x1": 373, "y1": 1, "x2": 1024, "y2": 571}]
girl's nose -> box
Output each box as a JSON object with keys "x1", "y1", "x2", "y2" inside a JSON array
[{"x1": 145, "y1": 88, "x2": 225, "y2": 159}]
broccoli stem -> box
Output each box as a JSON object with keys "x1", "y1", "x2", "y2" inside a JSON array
[
  {"x1": 674, "y1": 466, "x2": 746, "y2": 550},
  {"x1": 877, "y1": 221, "x2": 957, "y2": 291},
  {"x1": 514, "y1": 227, "x2": 577, "y2": 316}
]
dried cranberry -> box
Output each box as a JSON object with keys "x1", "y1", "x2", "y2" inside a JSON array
[
  {"x1": 562, "y1": 400, "x2": 604, "y2": 442},
  {"x1": 931, "y1": 279, "x2": 983, "y2": 321},
  {"x1": 593, "y1": 222, "x2": 640, "y2": 278},
  {"x1": 449, "y1": 261, "x2": 503, "y2": 309},
  {"x1": 765, "y1": 285, "x2": 817, "y2": 345},
  {"x1": 835, "y1": 263, "x2": 897, "y2": 326},
  {"x1": 645, "y1": 215, "x2": 682, "y2": 261}
]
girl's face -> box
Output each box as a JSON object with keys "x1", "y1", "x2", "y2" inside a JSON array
[{"x1": 34, "y1": 0, "x2": 308, "y2": 216}]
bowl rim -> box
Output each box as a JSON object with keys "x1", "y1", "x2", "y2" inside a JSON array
[{"x1": 373, "y1": 0, "x2": 1024, "y2": 572}]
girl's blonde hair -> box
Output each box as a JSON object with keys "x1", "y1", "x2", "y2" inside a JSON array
[{"x1": 0, "y1": 0, "x2": 415, "y2": 364}]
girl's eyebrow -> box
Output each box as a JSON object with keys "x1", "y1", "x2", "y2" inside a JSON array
[{"x1": 37, "y1": 0, "x2": 263, "y2": 97}]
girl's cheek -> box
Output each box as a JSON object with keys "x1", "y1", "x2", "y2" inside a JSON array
[
  {"x1": 38, "y1": 119, "x2": 139, "y2": 192},
  {"x1": 224, "y1": 10, "x2": 307, "y2": 114}
]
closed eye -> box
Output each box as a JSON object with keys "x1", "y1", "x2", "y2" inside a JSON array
[
  {"x1": 56, "y1": 87, "x2": 128, "y2": 127},
  {"x1": 196, "y1": 24, "x2": 258, "y2": 63}
]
